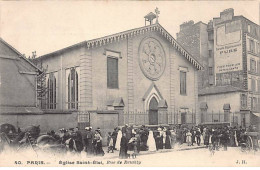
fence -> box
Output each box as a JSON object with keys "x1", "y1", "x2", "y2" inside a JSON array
[
  {"x1": 201, "y1": 111, "x2": 239, "y2": 127},
  {"x1": 122, "y1": 110, "x2": 196, "y2": 126}
]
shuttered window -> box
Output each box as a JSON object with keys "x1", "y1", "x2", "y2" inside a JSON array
[
  {"x1": 107, "y1": 57, "x2": 118, "y2": 89},
  {"x1": 240, "y1": 94, "x2": 247, "y2": 109},
  {"x1": 250, "y1": 59, "x2": 256, "y2": 73},
  {"x1": 249, "y1": 39, "x2": 255, "y2": 53},
  {"x1": 180, "y1": 71, "x2": 186, "y2": 95},
  {"x1": 251, "y1": 78, "x2": 256, "y2": 92}
]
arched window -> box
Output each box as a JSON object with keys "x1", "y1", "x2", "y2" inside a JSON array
[
  {"x1": 47, "y1": 73, "x2": 56, "y2": 109},
  {"x1": 68, "y1": 68, "x2": 79, "y2": 109}
]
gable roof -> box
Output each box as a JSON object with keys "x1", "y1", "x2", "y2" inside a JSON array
[
  {"x1": 0, "y1": 38, "x2": 42, "y2": 73},
  {"x1": 39, "y1": 23, "x2": 203, "y2": 70},
  {"x1": 142, "y1": 82, "x2": 163, "y2": 101}
]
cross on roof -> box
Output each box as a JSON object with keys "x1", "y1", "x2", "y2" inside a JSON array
[{"x1": 155, "y1": 7, "x2": 160, "y2": 23}]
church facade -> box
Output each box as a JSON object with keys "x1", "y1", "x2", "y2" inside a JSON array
[{"x1": 35, "y1": 23, "x2": 203, "y2": 130}]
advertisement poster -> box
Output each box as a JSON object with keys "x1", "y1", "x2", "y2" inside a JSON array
[{"x1": 0, "y1": 0, "x2": 259, "y2": 167}]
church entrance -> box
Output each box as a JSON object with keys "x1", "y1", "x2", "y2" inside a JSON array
[{"x1": 149, "y1": 97, "x2": 158, "y2": 125}]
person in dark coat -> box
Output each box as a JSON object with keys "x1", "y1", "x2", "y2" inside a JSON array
[
  {"x1": 122, "y1": 124, "x2": 128, "y2": 135},
  {"x1": 73, "y1": 127, "x2": 84, "y2": 153},
  {"x1": 211, "y1": 130, "x2": 218, "y2": 151},
  {"x1": 196, "y1": 128, "x2": 201, "y2": 146},
  {"x1": 165, "y1": 128, "x2": 172, "y2": 149},
  {"x1": 139, "y1": 126, "x2": 149, "y2": 151},
  {"x1": 111, "y1": 128, "x2": 118, "y2": 150},
  {"x1": 204, "y1": 128, "x2": 210, "y2": 146},
  {"x1": 155, "y1": 131, "x2": 160, "y2": 150},
  {"x1": 221, "y1": 129, "x2": 229, "y2": 151},
  {"x1": 191, "y1": 128, "x2": 196, "y2": 146},
  {"x1": 158, "y1": 128, "x2": 164, "y2": 149},
  {"x1": 93, "y1": 130, "x2": 105, "y2": 156},
  {"x1": 135, "y1": 130, "x2": 141, "y2": 153},
  {"x1": 119, "y1": 133, "x2": 128, "y2": 159},
  {"x1": 84, "y1": 127, "x2": 94, "y2": 156}
]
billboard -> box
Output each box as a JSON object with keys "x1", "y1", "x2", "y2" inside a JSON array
[{"x1": 215, "y1": 20, "x2": 242, "y2": 74}]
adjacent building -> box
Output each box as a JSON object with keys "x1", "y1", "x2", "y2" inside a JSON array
[
  {"x1": 0, "y1": 38, "x2": 42, "y2": 130},
  {"x1": 177, "y1": 8, "x2": 260, "y2": 131}
]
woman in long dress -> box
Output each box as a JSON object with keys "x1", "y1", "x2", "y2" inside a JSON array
[
  {"x1": 147, "y1": 130, "x2": 156, "y2": 151},
  {"x1": 186, "y1": 130, "x2": 192, "y2": 146},
  {"x1": 158, "y1": 128, "x2": 164, "y2": 149},
  {"x1": 163, "y1": 127, "x2": 167, "y2": 148},
  {"x1": 93, "y1": 130, "x2": 105, "y2": 156},
  {"x1": 170, "y1": 129, "x2": 176, "y2": 149},
  {"x1": 165, "y1": 128, "x2": 172, "y2": 149},
  {"x1": 119, "y1": 133, "x2": 128, "y2": 159},
  {"x1": 115, "y1": 129, "x2": 122, "y2": 150}
]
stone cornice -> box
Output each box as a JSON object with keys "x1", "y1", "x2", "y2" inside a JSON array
[{"x1": 39, "y1": 24, "x2": 203, "y2": 70}]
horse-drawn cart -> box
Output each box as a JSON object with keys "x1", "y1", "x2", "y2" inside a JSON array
[{"x1": 241, "y1": 131, "x2": 259, "y2": 152}]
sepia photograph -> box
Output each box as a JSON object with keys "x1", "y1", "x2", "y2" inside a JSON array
[{"x1": 0, "y1": 0, "x2": 259, "y2": 167}]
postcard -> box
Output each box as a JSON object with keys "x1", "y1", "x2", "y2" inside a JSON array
[{"x1": 0, "y1": 0, "x2": 259, "y2": 167}]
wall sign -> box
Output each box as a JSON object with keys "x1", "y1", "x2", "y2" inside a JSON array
[{"x1": 215, "y1": 21, "x2": 242, "y2": 74}]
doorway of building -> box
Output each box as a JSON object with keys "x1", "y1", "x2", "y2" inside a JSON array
[
  {"x1": 149, "y1": 97, "x2": 158, "y2": 125},
  {"x1": 181, "y1": 112, "x2": 186, "y2": 124}
]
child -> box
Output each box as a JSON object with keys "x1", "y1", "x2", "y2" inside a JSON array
[
  {"x1": 128, "y1": 135, "x2": 138, "y2": 159},
  {"x1": 107, "y1": 132, "x2": 114, "y2": 153}
]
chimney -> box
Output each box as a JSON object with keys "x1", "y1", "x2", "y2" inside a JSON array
[
  {"x1": 220, "y1": 8, "x2": 234, "y2": 21},
  {"x1": 180, "y1": 20, "x2": 194, "y2": 31}
]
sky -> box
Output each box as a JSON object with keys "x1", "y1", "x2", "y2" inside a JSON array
[{"x1": 0, "y1": 1, "x2": 259, "y2": 57}]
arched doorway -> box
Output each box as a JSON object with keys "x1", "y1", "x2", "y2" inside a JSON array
[{"x1": 149, "y1": 97, "x2": 158, "y2": 125}]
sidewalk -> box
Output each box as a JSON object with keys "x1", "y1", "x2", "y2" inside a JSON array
[{"x1": 101, "y1": 143, "x2": 207, "y2": 159}]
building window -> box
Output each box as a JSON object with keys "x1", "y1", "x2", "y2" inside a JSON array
[
  {"x1": 180, "y1": 71, "x2": 187, "y2": 95},
  {"x1": 256, "y1": 42, "x2": 260, "y2": 55},
  {"x1": 241, "y1": 94, "x2": 247, "y2": 109},
  {"x1": 209, "y1": 67, "x2": 213, "y2": 75},
  {"x1": 47, "y1": 73, "x2": 57, "y2": 109},
  {"x1": 251, "y1": 97, "x2": 257, "y2": 111},
  {"x1": 258, "y1": 61, "x2": 260, "y2": 74},
  {"x1": 258, "y1": 80, "x2": 260, "y2": 92},
  {"x1": 68, "y1": 68, "x2": 79, "y2": 110},
  {"x1": 249, "y1": 39, "x2": 255, "y2": 53},
  {"x1": 258, "y1": 97, "x2": 260, "y2": 112},
  {"x1": 208, "y1": 50, "x2": 213, "y2": 58},
  {"x1": 251, "y1": 78, "x2": 256, "y2": 92},
  {"x1": 248, "y1": 24, "x2": 251, "y2": 33},
  {"x1": 250, "y1": 59, "x2": 256, "y2": 73},
  {"x1": 107, "y1": 57, "x2": 118, "y2": 89}
]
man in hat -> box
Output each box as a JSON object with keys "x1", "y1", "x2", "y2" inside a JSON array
[
  {"x1": 59, "y1": 128, "x2": 70, "y2": 144},
  {"x1": 122, "y1": 124, "x2": 128, "y2": 134}
]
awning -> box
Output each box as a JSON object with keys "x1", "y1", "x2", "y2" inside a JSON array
[
  {"x1": 0, "y1": 106, "x2": 43, "y2": 115},
  {"x1": 252, "y1": 112, "x2": 260, "y2": 117}
]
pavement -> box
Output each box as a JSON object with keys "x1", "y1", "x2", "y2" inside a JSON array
[{"x1": 100, "y1": 143, "x2": 207, "y2": 159}]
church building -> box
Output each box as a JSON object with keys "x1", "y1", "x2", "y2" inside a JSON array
[{"x1": 34, "y1": 11, "x2": 203, "y2": 132}]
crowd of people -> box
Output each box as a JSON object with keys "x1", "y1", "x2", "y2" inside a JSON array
[
  {"x1": 106, "y1": 124, "x2": 177, "y2": 159},
  {"x1": 45, "y1": 124, "x2": 252, "y2": 159},
  {"x1": 175, "y1": 125, "x2": 249, "y2": 151}
]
